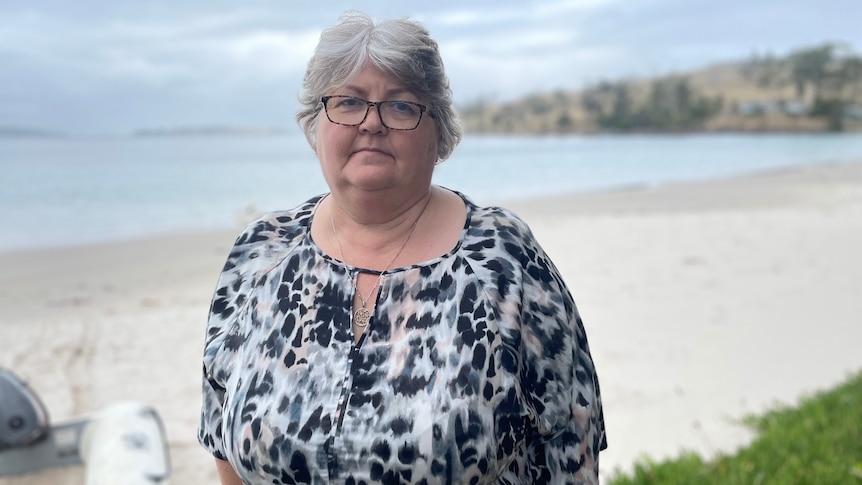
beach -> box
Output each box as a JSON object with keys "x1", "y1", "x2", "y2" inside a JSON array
[{"x1": 1, "y1": 160, "x2": 861, "y2": 483}]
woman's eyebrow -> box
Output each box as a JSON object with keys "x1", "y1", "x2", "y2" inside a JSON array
[{"x1": 337, "y1": 85, "x2": 415, "y2": 99}]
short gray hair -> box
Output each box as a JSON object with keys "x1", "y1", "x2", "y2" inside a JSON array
[{"x1": 296, "y1": 11, "x2": 462, "y2": 163}]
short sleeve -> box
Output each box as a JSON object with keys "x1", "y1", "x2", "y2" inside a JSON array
[
  {"x1": 197, "y1": 220, "x2": 275, "y2": 460},
  {"x1": 515, "y1": 225, "x2": 607, "y2": 483},
  {"x1": 197, "y1": 243, "x2": 247, "y2": 460},
  {"x1": 198, "y1": 355, "x2": 229, "y2": 460},
  {"x1": 196, "y1": 206, "x2": 318, "y2": 460}
]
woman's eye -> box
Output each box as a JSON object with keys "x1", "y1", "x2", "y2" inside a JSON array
[
  {"x1": 390, "y1": 102, "x2": 415, "y2": 114},
  {"x1": 339, "y1": 97, "x2": 363, "y2": 108}
]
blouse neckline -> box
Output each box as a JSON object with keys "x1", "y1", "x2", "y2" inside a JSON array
[{"x1": 304, "y1": 187, "x2": 472, "y2": 275}]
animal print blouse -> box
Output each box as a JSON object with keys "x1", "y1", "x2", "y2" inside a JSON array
[{"x1": 199, "y1": 191, "x2": 607, "y2": 484}]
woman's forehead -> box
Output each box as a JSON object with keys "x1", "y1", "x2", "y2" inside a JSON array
[{"x1": 333, "y1": 65, "x2": 418, "y2": 100}]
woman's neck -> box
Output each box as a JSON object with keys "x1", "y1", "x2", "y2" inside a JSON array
[
  {"x1": 324, "y1": 188, "x2": 435, "y2": 269},
  {"x1": 312, "y1": 185, "x2": 467, "y2": 271},
  {"x1": 333, "y1": 186, "x2": 433, "y2": 226}
]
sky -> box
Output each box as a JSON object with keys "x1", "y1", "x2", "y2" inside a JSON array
[{"x1": 2, "y1": 0, "x2": 860, "y2": 135}]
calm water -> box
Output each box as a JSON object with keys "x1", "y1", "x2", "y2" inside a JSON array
[{"x1": 1, "y1": 133, "x2": 861, "y2": 252}]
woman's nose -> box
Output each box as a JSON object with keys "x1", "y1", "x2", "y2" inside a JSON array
[{"x1": 359, "y1": 104, "x2": 387, "y2": 133}]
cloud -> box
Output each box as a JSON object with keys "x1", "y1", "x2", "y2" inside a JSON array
[
  {"x1": 2, "y1": 0, "x2": 861, "y2": 133},
  {"x1": 452, "y1": 29, "x2": 577, "y2": 58},
  {"x1": 220, "y1": 30, "x2": 320, "y2": 79},
  {"x1": 443, "y1": 38, "x2": 625, "y2": 102},
  {"x1": 99, "y1": 51, "x2": 195, "y2": 84},
  {"x1": 425, "y1": 0, "x2": 620, "y2": 27},
  {"x1": 0, "y1": 6, "x2": 319, "y2": 132},
  {"x1": 534, "y1": 0, "x2": 623, "y2": 15},
  {"x1": 426, "y1": 9, "x2": 525, "y2": 27},
  {"x1": 1, "y1": 7, "x2": 316, "y2": 80}
]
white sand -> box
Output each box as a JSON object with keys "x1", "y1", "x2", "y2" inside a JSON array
[{"x1": 1, "y1": 160, "x2": 861, "y2": 483}]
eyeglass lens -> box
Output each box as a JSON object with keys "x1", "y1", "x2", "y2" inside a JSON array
[{"x1": 324, "y1": 96, "x2": 424, "y2": 130}]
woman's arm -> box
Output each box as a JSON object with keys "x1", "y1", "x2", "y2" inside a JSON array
[
  {"x1": 511, "y1": 220, "x2": 606, "y2": 483},
  {"x1": 215, "y1": 458, "x2": 243, "y2": 485}
]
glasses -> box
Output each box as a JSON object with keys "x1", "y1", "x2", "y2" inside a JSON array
[{"x1": 321, "y1": 95, "x2": 429, "y2": 131}]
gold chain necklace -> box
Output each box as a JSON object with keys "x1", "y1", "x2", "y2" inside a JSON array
[{"x1": 329, "y1": 193, "x2": 432, "y2": 328}]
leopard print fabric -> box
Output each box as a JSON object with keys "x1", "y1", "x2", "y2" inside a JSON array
[{"x1": 199, "y1": 190, "x2": 606, "y2": 484}]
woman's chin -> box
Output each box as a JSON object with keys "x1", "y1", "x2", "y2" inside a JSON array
[{"x1": 343, "y1": 167, "x2": 402, "y2": 191}]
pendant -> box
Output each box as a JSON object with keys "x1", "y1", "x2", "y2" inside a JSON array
[{"x1": 353, "y1": 307, "x2": 372, "y2": 328}]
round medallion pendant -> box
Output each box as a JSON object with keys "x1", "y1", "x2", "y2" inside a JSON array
[{"x1": 353, "y1": 307, "x2": 372, "y2": 327}]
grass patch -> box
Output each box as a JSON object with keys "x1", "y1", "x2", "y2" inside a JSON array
[{"x1": 607, "y1": 371, "x2": 862, "y2": 484}]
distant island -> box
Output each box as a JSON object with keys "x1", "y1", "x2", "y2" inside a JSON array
[
  {"x1": 0, "y1": 126, "x2": 64, "y2": 138},
  {"x1": 132, "y1": 125, "x2": 291, "y2": 137},
  {"x1": 459, "y1": 42, "x2": 862, "y2": 134}
]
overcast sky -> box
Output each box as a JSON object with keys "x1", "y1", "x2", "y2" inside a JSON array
[{"x1": 2, "y1": 0, "x2": 860, "y2": 135}]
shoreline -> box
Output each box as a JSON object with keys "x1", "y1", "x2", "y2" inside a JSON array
[
  {"x1": 2, "y1": 157, "x2": 859, "y2": 258},
  {"x1": 1, "y1": 159, "x2": 861, "y2": 483}
]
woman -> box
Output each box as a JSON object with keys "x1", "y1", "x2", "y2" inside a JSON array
[{"x1": 199, "y1": 11, "x2": 606, "y2": 484}]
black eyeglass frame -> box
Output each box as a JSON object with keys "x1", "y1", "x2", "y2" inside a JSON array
[{"x1": 320, "y1": 95, "x2": 431, "y2": 131}]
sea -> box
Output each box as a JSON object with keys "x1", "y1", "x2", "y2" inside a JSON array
[{"x1": 2, "y1": 132, "x2": 861, "y2": 253}]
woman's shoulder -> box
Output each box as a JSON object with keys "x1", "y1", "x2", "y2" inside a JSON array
[
  {"x1": 453, "y1": 193, "x2": 555, "y2": 286},
  {"x1": 220, "y1": 195, "x2": 322, "y2": 273},
  {"x1": 459, "y1": 194, "x2": 535, "y2": 248},
  {"x1": 234, "y1": 196, "x2": 321, "y2": 246}
]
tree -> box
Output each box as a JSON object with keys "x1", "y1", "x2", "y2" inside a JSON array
[
  {"x1": 579, "y1": 76, "x2": 720, "y2": 132},
  {"x1": 556, "y1": 112, "x2": 574, "y2": 131},
  {"x1": 790, "y1": 44, "x2": 835, "y2": 102},
  {"x1": 790, "y1": 43, "x2": 862, "y2": 131},
  {"x1": 742, "y1": 53, "x2": 791, "y2": 89}
]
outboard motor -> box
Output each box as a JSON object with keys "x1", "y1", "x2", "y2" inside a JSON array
[
  {"x1": 0, "y1": 368, "x2": 49, "y2": 450},
  {"x1": 0, "y1": 368, "x2": 171, "y2": 483},
  {"x1": 0, "y1": 368, "x2": 86, "y2": 477}
]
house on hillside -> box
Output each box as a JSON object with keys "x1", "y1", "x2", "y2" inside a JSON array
[
  {"x1": 736, "y1": 100, "x2": 809, "y2": 116},
  {"x1": 844, "y1": 104, "x2": 862, "y2": 120}
]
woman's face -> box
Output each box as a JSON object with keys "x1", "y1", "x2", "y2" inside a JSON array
[{"x1": 315, "y1": 64, "x2": 439, "y2": 198}]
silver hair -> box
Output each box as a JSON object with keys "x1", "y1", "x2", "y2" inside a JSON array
[{"x1": 296, "y1": 11, "x2": 462, "y2": 163}]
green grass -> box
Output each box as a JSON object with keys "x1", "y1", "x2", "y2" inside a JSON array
[{"x1": 607, "y1": 371, "x2": 862, "y2": 485}]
